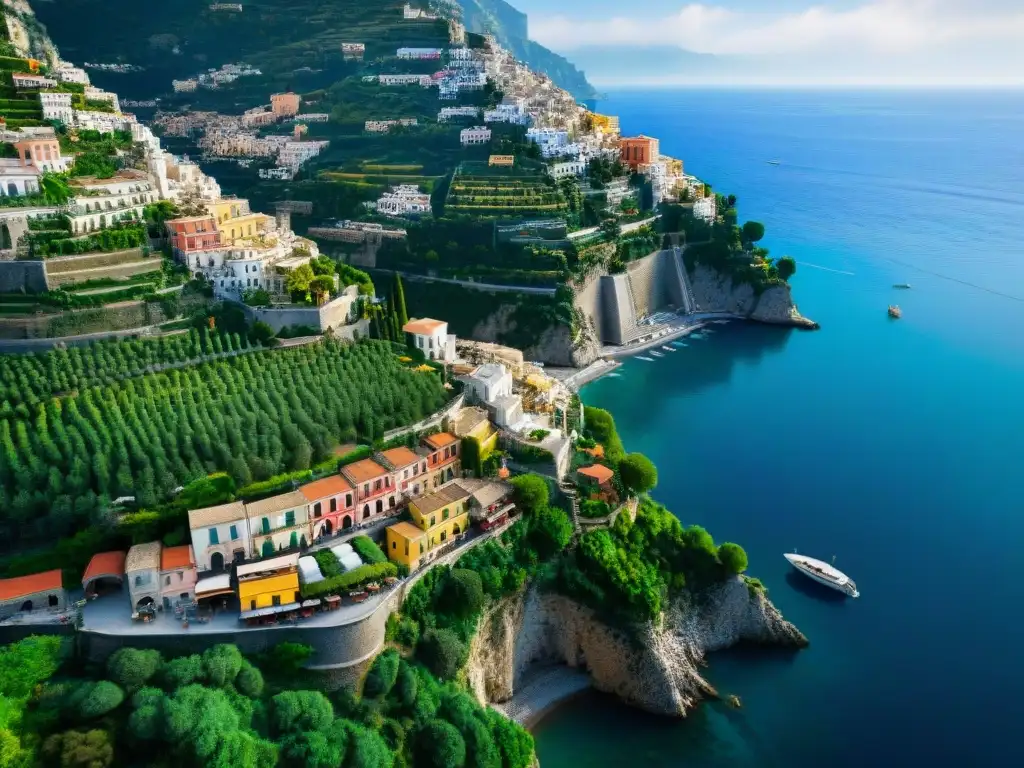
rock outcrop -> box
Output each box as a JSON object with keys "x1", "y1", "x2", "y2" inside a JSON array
[
  {"x1": 466, "y1": 578, "x2": 807, "y2": 717},
  {"x1": 690, "y1": 265, "x2": 819, "y2": 330},
  {"x1": 470, "y1": 304, "x2": 598, "y2": 368}
]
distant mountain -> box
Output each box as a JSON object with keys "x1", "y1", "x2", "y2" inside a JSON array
[
  {"x1": 564, "y1": 45, "x2": 742, "y2": 85},
  {"x1": 456, "y1": 0, "x2": 596, "y2": 101}
]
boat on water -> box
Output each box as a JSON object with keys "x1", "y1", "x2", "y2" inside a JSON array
[
  {"x1": 662, "y1": 345, "x2": 676, "y2": 352},
  {"x1": 766, "y1": 159, "x2": 781, "y2": 166},
  {"x1": 650, "y1": 350, "x2": 664, "y2": 358},
  {"x1": 637, "y1": 356, "x2": 654, "y2": 362},
  {"x1": 888, "y1": 305, "x2": 902, "y2": 319},
  {"x1": 671, "y1": 341, "x2": 687, "y2": 348},
  {"x1": 784, "y1": 552, "x2": 859, "y2": 597},
  {"x1": 893, "y1": 283, "x2": 912, "y2": 289}
]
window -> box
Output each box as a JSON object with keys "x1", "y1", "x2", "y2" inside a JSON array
[
  {"x1": 250, "y1": 600, "x2": 257, "y2": 610},
  {"x1": 209, "y1": 527, "x2": 219, "y2": 545},
  {"x1": 164, "y1": 576, "x2": 171, "y2": 586},
  {"x1": 285, "y1": 510, "x2": 295, "y2": 527},
  {"x1": 443, "y1": 507, "x2": 449, "y2": 520},
  {"x1": 392, "y1": 541, "x2": 397, "y2": 550},
  {"x1": 230, "y1": 524, "x2": 238, "y2": 541},
  {"x1": 329, "y1": 498, "x2": 337, "y2": 513},
  {"x1": 272, "y1": 595, "x2": 281, "y2": 607},
  {"x1": 345, "y1": 493, "x2": 353, "y2": 507},
  {"x1": 430, "y1": 516, "x2": 436, "y2": 527},
  {"x1": 262, "y1": 517, "x2": 271, "y2": 534},
  {"x1": 314, "y1": 502, "x2": 323, "y2": 518}
]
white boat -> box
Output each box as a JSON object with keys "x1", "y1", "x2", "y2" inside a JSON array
[
  {"x1": 784, "y1": 552, "x2": 859, "y2": 597},
  {"x1": 650, "y1": 350, "x2": 664, "y2": 358},
  {"x1": 766, "y1": 159, "x2": 781, "y2": 166},
  {"x1": 662, "y1": 345, "x2": 676, "y2": 352},
  {"x1": 637, "y1": 356, "x2": 654, "y2": 362}
]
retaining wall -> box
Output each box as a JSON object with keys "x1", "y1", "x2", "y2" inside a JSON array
[{"x1": 0, "y1": 260, "x2": 47, "y2": 292}]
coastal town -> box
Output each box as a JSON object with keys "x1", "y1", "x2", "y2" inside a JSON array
[{"x1": 0, "y1": 1, "x2": 808, "y2": 765}]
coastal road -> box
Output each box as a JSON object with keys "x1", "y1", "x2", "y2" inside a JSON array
[{"x1": 372, "y1": 269, "x2": 557, "y2": 296}]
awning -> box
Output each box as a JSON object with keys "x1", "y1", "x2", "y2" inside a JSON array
[
  {"x1": 239, "y1": 602, "x2": 300, "y2": 620},
  {"x1": 325, "y1": 595, "x2": 342, "y2": 603},
  {"x1": 301, "y1": 599, "x2": 321, "y2": 608},
  {"x1": 195, "y1": 573, "x2": 233, "y2": 598}
]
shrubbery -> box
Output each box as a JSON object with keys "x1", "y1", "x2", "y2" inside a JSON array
[
  {"x1": 299, "y1": 561, "x2": 398, "y2": 599},
  {"x1": 350, "y1": 535, "x2": 387, "y2": 565}
]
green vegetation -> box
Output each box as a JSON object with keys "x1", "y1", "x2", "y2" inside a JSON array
[
  {"x1": 0, "y1": 636, "x2": 535, "y2": 768},
  {"x1": 26, "y1": 222, "x2": 149, "y2": 257},
  {"x1": 300, "y1": 561, "x2": 398, "y2": 599},
  {"x1": 618, "y1": 452, "x2": 658, "y2": 495},
  {"x1": 350, "y1": 535, "x2": 387, "y2": 565},
  {"x1": 0, "y1": 339, "x2": 448, "y2": 546},
  {"x1": 582, "y1": 406, "x2": 625, "y2": 463},
  {"x1": 445, "y1": 160, "x2": 567, "y2": 218}
]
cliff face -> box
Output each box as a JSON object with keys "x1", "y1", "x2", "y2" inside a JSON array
[
  {"x1": 470, "y1": 304, "x2": 597, "y2": 368},
  {"x1": 466, "y1": 578, "x2": 807, "y2": 717},
  {"x1": 690, "y1": 265, "x2": 819, "y2": 330}
]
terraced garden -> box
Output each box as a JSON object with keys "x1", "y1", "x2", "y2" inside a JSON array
[{"x1": 445, "y1": 161, "x2": 568, "y2": 218}]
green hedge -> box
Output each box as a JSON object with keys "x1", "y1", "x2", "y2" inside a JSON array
[
  {"x1": 351, "y1": 535, "x2": 387, "y2": 565},
  {"x1": 237, "y1": 470, "x2": 314, "y2": 500},
  {"x1": 300, "y1": 561, "x2": 397, "y2": 599}
]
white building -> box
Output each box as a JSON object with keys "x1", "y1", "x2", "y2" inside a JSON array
[
  {"x1": 73, "y1": 110, "x2": 130, "y2": 134},
  {"x1": 126, "y1": 542, "x2": 162, "y2": 610},
  {"x1": 484, "y1": 99, "x2": 530, "y2": 126},
  {"x1": 66, "y1": 171, "x2": 158, "y2": 234},
  {"x1": 397, "y1": 47, "x2": 442, "y2": 60},
  {"x1": 0, "y1": 160, "x2": 40, "y2": 197},
  {"x1": 296, "y1": 113, "x2": 329, "y2": 123},
  {"x1": 526, "y1": 127, "x2": 572, "y2": 158},
  {"x1": 278, "y1": 140, "x2": 329, "y2": 170},
  {"x1": 376, "y1": 184, "x2": 431, "y2": 217},
  {"x1": 12, "y1": 73, "x2": 57, "y2": 90},
  {"x1": 379, "y1": 73, "x2": 432, "y2": 86},
  {"x1": 448, "y1": 47, "x2": 474, "y2": 63},
  {"x1": 172, "y1": 79, "x2": 199, "y2": 93},
  {"x1": 341, "y1": 42, "x2": 365, "y2": 58},
  {"x1": 188, "y1": 501, "x2": 250, "y2": 572},
  {"x1": 403, "y1": 4, "x2": 437, "y2": 20},
  {"x1": 460, "y1": 362, "x2": 523, "y2": 428},
  {"x1": 692, "y1": 195, "x2": 716, "y2": 222},
  {"x1": 39, "y1": 92, "x2": 73, "y2": 124},
  {"x1": 84, "y1": 85, "x2": 120, "y2": 113},
  {"x1": 403, "y1": 318, "x2": 456, "y2": 362},
  {"x1": 460, "y1": 126, "x2": 491, "y2": 145},
  {"x1": 438, "y1": 106, "x2": 480, "y2": 122},
  {"x1": 550, "y1": 159, "x2": 587, "y2": 178},
  {"x1": 259, "y1": 167, "x2": 293, "y2": 180},
  {"x1": 54, "y1": 61, "x2": 89, "y2": 85},
  {"x1": 364, "y1": 119, "x2": 417, "y2": 133}
]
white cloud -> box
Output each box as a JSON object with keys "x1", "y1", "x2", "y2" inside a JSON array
[{"x1": 531, "y1": 0, "x2": 1024, "y2": 58}]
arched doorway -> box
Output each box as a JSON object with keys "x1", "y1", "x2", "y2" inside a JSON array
[
  {"x1": 452, "y1": 524, "x2": 460, "y2": 535},
  {"x1": 136, "y1": 596, "x2": 154, "y2": 609},
  {"x1": 48, "y1": 595, "x2": 59, "y2": 607},
  {"x1": 363, "y1": 505, "x2": 370, "y2": 520},
  {"x1": 342, "y1": 516, "x2": 353, "y2": 530},
  {"x1": 319, "y1": 519, "x2": 333, "y2": 539},
  {"x1": 440, "y1": 531, "x2": 447, "y2": 543},
  {"x1": 20, "y1": 600, "x2": 32, "y2": 612},
  {"x1": 210, "y1": 552, "x2": 225, "y2": 572},
  {"x1": 376, "y1": 499, "x2": 383, "y2": 515}
]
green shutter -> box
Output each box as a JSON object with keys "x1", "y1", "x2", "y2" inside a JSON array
[
  {"x1": 262, "y1": 517, "x2": 270, "y2": 534},
  {"x1": 262, "y1": 539, "x2": 274, "y2": 557},
  {"x1": 285, "y1": 510, "x2": 295, "y2": 527},
  {"x1": 208, "y1": 527, "x2": 219, "y2": 545}
]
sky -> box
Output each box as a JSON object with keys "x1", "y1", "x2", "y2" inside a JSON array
[{"x1": 508, "y1": 0, "x2": 1024, "y2": 86}]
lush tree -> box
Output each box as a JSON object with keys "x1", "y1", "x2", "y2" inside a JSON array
[
  {"x1": 0, "y1": 635, "x2": 64, "y2": 699},
  {"x1": 393, "y1": 274, "x2": 409, "y2": 328},
  {"x1": 77, "y1": 681, "x2": 125, "y2": 720},
  {"x1": 162, "y1": 684, "x2": 242, "y2": 762},
  {"x1": 777, "y1": 255, "x2": 796, "y2": 282},
  {"x1": 279, "y1": 727, "x2": 347, "y2": 768},
  {"x1": 235, "y1": 660, "x2": 264, "y2": 698},
  {"x1": 271, "y1": 691, "x2": 334, "y2": 736},
  {"x1": 582, "y1": 407, "x2": 625, "y2": 462},
  {"x1": 202, "y1": 645, "x2": 243, "y2": 688},
  {"x1": 363, "y1": 649, "x2": 400, "y2": 699},
  {"x1": 717, "y1": 542, "x2": 749, "y2": 575},
  {"x1": 618, "y1": 453, "x2": 658, "y2": 495},
  {"x1": 161, "y1": 655, "x2": 204, "y2": 689},
  {"x1": 416, "y1": 720, "x2": 466, "y2": 768},
  {"x1": 419, "y1": 629, "x2": 468, "y2": 681},
  {"x1": 508, "y1": 475, "x2": 548, "y2": 515},
  {"x1": 485, "y1": 709, "x2": 535, "y2": 768},
  {"x1": 106, "y1": 648, "x2": 163, "y2": 693},
  {"x1": 127, "y1": 687, "x2": 165, "y2": 742},
  {"x1": 41, "y1": 729, "x2": 114, "y2": 768},
  {"x1": 529, "y1": 507, "x2": 572, "y2": 559},
  {"x1": 461, "y1": 436, "x2": 483, "y2": 478},
  {"x1": 392, "y1": 661, "x2": 419, "y2": 711},
  {"x1": 344, "y1": 721, "x2": 394, "y2": 768},
  {"x1": 741, "y1": 221, "x2": 765, "y2": 244},
  {"x1": 437, "y1": 569, "x2": 485, "y2": 620},
  {"x1": 285, "y1": 264, "x2": 315, "y2": 296},
  {"x1": 309, "y1": 255, "x2": 336, "y2": 276}
]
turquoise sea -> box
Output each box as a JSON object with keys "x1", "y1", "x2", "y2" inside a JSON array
[{"x1": 534, "y1": 89, "x2": 1024, "y2": 767}]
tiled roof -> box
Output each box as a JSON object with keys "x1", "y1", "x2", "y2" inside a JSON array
[
  {"x1": 126, "y1": 541, "x2": 162, "y2": 573},
  {"x1": 81, "y1": 551, "x2": 126, "y2": 585},
  {"x1": 236, "y1": 552, "x2": 300, "y2": 578},
  {"x1": 388, "y1": 521, "x2": 427, "y2": 541},
  {"x1": 0, "y1": 569, "x2": 63, "y2": 602},
  {"x1": 299, "y1": 474, "x2": 353, "y2": 501},
  {"x1": 378, "y1": 446, "x2": 421, "y2": 470},
  {"x1": 245, "y1": 490, "x2": 308, "y2": 520},
  {"x1": 188, "y1": 501, "x2": 246, "y2": 529},
  {"x1": 342, "y1": 458, "x2": 389, "y2": 484},
  {"x1": 403, "y1": 318, "x2": 447, "y2": 335},
  {"x1": 578, "y1": 464, "x2": 615, "y2": 484},
  {"x1": 424, "y1": 432, "x2": 458, "y2": 450},
  {"x1": 412, "y1": 482, "x2": 471, "y2": 516},
  {"x1": 160, "y1": 545, "x2": 195, "y2": 571}
]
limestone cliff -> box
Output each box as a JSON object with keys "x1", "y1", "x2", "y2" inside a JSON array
[
  {"x1": 690, "y1": 265, "x2": 819, "y2": 330},
  {"x1": 466, "y1": 578, "x2": 807, "y2": 717},
  {"x1": 470, "y1": 304, "x2": 598, "y2": 368}
]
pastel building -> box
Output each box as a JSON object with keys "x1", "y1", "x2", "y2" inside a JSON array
[
  {"x1": 159, "y1": 545, "x2": 197, "y2": 609},
  {"x1": 385, "y1": 483, "x2": 471, "y2": 571},
  {"x1": 300, "y1": 474, "x2": 356, "y2": 540},
  {"x1": 237, "y1": 553, "x2": 301, "y2": 615},
  {"x1": 39, "y1": 92, "x2": 73, "y2": 124},
  {"x1": 377, "y1": 445, "x2": 427, "y2": 499},
  {"x1": 66, "y1": 171, "x2": 158, "y2": 234},
  {"x1": 403, "y1": 317, "x2": 456, "y2": 362},
  {"x1": 245, "y1": 490, "x2": 310, "y2": 557},
  {"x1": 620, "y1": 135, "x2": 660, "y2": 170},
  {"x1": 271, "y1": 92, "x2": 301, "y2": 118},
  {"x1": 421, "y1": 432, "x2": 461, "y2": 490},
  {"x1": 460, "y1": 126, "x2": 491, "y2": 145},
  {"x1": 0, "y1": 570, "x2": 66, "y2": 619},
  {"x1": 125, "y1": 541, "x2": 162, "y2": 610},
  {"x1": 342, "y1": 458, "x2": 400, "y2": 522},
  {"x1": 187, "y1": 500, "x2": 250, "y2": 572}
]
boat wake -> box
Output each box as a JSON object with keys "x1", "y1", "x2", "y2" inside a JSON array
[{"x1": 801, "y1": 262, "x2": 855, "y2": 276}]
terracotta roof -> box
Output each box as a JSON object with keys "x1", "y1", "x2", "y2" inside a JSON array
[
  {"x1": 388, "y1": 521, "x2": 427, "y2": 541},
  {"x1": 160, "y1": 545, "x2": 195, "y2": 571},
  {"x1": 126, "y1": 542, "x2": 162, "y2": 573},
  {"x1": 378, "y1": 446, "x2": 421, "y2": 470},
  {"x1": 299, "y1": 474, "x2": 353, "y2": 502},
  {"x1": 423, "y1": 432, "x2": 458, "y2": 450},
  {"x1": 403, "y1": 318, "x2": 447, "y2": 335},
  {"x1": 582, "y1": 444, "x2": 605, "y2": 459},
  {"x1": 578, "y1": 464, "x2": 615, "y2": 484},
  {"x1": 342, "y1": 458, "x2": 389, "y2": 484},
  {"x1": 82, "y1": 551, "x2": 126, "y2": 586},
  {"x1": 0, "y1": 570, "x2": 63, "y2": 602},
  {"x1": 188, "y1": 501, "x2": 246, "y2": 529},
  {"x1": 245, "y1": 490, "x2": 308, "y2": 520},
  {"x1": 411, "y1": 482, "x2": 471, "y2": 516}
]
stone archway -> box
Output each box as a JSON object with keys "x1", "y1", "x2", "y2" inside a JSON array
[
  {"x1": 342, "y1": 515, "x2": 353, "y2": 530},
  {"x1": 210, "y1": 552, "x2": 225, "y2": 572}
]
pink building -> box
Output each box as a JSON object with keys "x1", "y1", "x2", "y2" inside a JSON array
[
  {"x1": 341, "y1": 458, "x2": 400, "y2": 522},
  {"x1": 271, "y1": 92, "x2": 301, "y2": 118},
  {"x1": 159, "y1": 545, "x2": 197, "y2": 609},
  {"x1": 378, "y1": 446, "x2": 428, "y2": 498},
  {"x1": 300, "y1": 474, "x2": 356, "y2": 540}
]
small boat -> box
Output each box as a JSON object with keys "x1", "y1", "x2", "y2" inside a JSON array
[
  {"x1": 784, "y1": 552, "x2": 859, "y2": 597},
  {"x1": 662, "y1": 345, "x2": 676, "y2": 352},
  {"x1": 637, "y1": 356, "x2": 654, "y2": 362},
  {"x1": 671, "y1": 341, "x2": 687, "y2": 348},
  {"x1": 893, "y1": 283, "x2": 911, "y2": 289},
  {"x1": 766, "y1": 160, "x2": 781, "y2": 166},
  {"x1": 650, "y1": 350, "x2": 664, "y2": 358},
  {"x1": 888, "y1": 305, "x2": 902, "y2": 319}
]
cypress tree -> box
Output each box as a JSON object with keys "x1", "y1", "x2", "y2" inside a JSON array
[{"x1": 394, "y1": 274, "x2": 409, "y2": 327}]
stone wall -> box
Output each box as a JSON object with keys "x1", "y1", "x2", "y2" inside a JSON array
[
  {"x1": 0, "y1": 260, "x2": 48, "y2": 292},
  {"x1": 239, "y1": 291, "x2": 364, "y2": 335}
]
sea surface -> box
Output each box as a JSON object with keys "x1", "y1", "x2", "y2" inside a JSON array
[{"x1": 533, "y1": 89, "x2": 1024, "y2": 767}]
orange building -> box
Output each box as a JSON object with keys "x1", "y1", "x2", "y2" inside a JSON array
[
  {"x1": 271, "y1": 92, "x2": 301, "y2": 118},
  {"x1": 619, "y1": 135, "x2": 660, "y2": 170},
  {"x1": 166, "y1": 216, "x2": 223, "y2": 254}
]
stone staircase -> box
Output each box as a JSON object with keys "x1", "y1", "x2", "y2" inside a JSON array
[
  {"x1": 560, "y1": 480, "x2": 581, "y2": 547},
  {"x1": 673, "y1": 246, "x2": 697, "y2": 314}
]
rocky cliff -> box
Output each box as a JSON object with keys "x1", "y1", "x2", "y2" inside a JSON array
[
  {"x1": 690, "y1": 265, "x2": 819, "y2": 330},
  {"x1": 466, "y1": 577, "x2": 807, "y2": 717},
  {"x1": 470, "y1": 304, "x2": 598, "y2": 368}
]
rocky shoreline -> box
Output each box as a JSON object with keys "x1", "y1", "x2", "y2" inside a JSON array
[
  {"x1": 466, "y1": 577, "x2": 807, "y2": 721},
  {"x1": 690, "y1": 265, "x2": 820, "y2": 331}
]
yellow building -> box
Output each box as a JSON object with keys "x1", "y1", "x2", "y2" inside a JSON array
[
  {"x1": 488, "y1": 155, "x2": 515, "y2": 167},
  {"x1": 217, "y1": 212, "x2": 273, "y2": 245},
  {"x1": 587, "y1": 112, "x2": 620, "y2": 136},
  {"x1": 385, "y1": 483, "x2": 471, "y2": 570},
  {"x1": 206, "y1": 198, "x2": 249, "y2": 225},
  {"x1": 236, "y1": 553, "x2": 301, "y2": 615}
]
